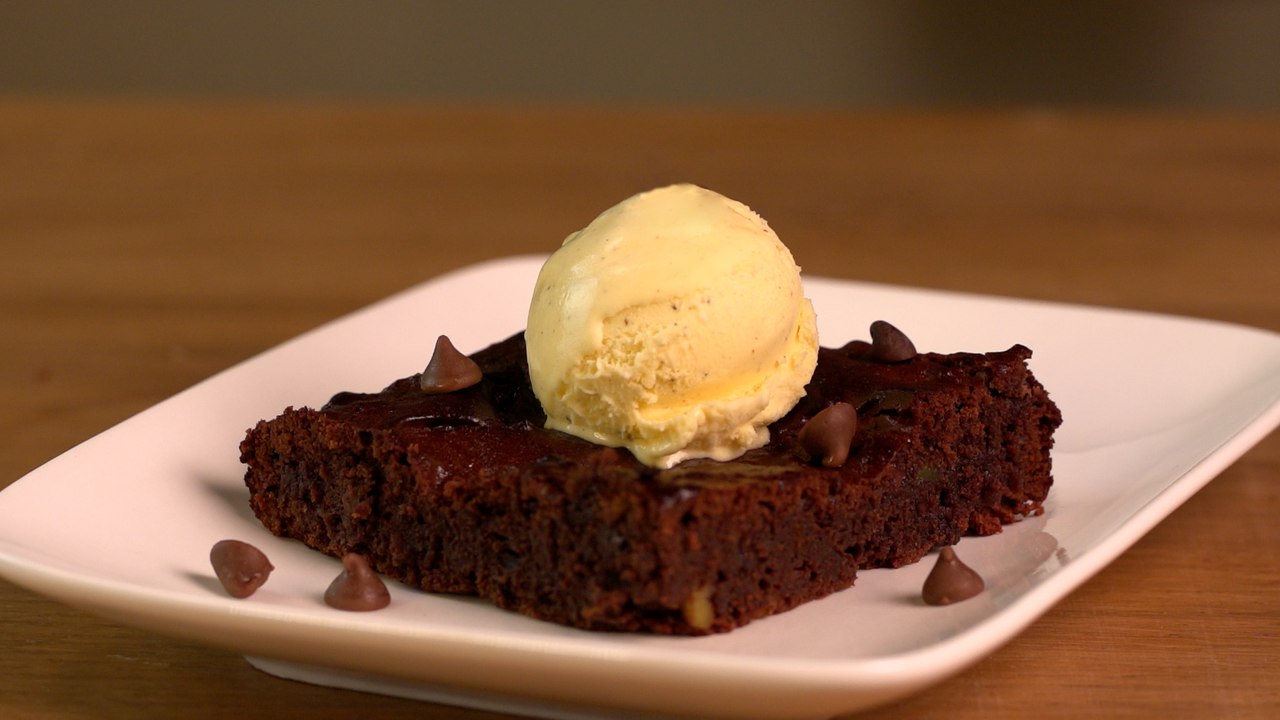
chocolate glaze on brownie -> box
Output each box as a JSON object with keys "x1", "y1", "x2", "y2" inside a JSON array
[{"x1": 241, "y1": 332, "x2": 1061, "y2": 634}]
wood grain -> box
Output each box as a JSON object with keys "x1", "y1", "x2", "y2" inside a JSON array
[{"x1": 1, "y1": 100, "x2": 1277, "y2": 719}]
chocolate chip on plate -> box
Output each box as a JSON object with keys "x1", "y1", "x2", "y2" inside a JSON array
[
  {"x1": 324, "y1": 553, "x2": 391, "y2": 611},
  {"x1": 921, "y1": 546, "x2": 985, "y2": 606},
  {"x1": 209, "y1": 539, "x2": 273, "y2": 598},
  {"x1": 419, "y1": 335, "x2": 482, "y2": 393},
  {"x1": 798, "y1": 402, "x2": 857, "y2": 467},
  {"x1": 869, "y1": 320, "x2": 917, "y2": 363}
]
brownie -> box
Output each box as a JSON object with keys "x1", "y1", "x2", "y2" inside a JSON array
[{"x1": 240, "y1": 332, "x2": 1061, "y2": 634}]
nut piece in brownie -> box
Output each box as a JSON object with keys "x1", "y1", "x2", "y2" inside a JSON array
[{"x1": 240, "y1": 331, "x2": 1060, "y2": 634}]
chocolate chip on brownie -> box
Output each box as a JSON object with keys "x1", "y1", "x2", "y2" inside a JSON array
[
  {"x1": 869, "y1": 321, "x2": 917, "y2": 363},
  {"x1": 798, "y1": 402, "x2": 857, "y2": 467},
  {"x1": 420, "y1": 335, "x2": 483, "y2": 393}
]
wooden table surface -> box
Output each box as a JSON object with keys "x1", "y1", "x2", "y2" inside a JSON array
[{"x1": 2, "y1": 100, "x2": 1277, "y2": 719}]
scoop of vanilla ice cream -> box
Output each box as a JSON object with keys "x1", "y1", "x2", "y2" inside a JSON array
[{"x1": 526, "y1": 184, "x2": 818, "y2": 469}]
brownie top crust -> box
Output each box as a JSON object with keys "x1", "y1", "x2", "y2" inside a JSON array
[{"x1": 318, "y1": 332, "x2": 1044, "y2": 493}]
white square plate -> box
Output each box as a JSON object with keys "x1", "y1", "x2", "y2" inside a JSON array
[{"x1": 2, "y1": 256, "x2": 1278, "y2": 720}]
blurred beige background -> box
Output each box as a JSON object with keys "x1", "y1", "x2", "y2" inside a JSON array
[{"x1": 2, "y1": 0, "x2": 1278, "y2": 107}]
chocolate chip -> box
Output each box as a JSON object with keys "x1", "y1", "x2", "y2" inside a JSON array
[
  {"x1": 209, "y1": 539, "x2": 273, "y2": 598},
  {"x1": 922, "y1": 546, "x2": 984, "y2": 605},
  {"x1": 420, "y1": 335, "x2": 482, "y2": 393},
  {"x1": 324, "y1": 553, "x2": 391, "y2": 611},
  {"x1": 869, "y1": 320, "x2": 917, "y2": 363},
  {"x1": 798, "y1": 402, "x2": 857, "y2": 467}
]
